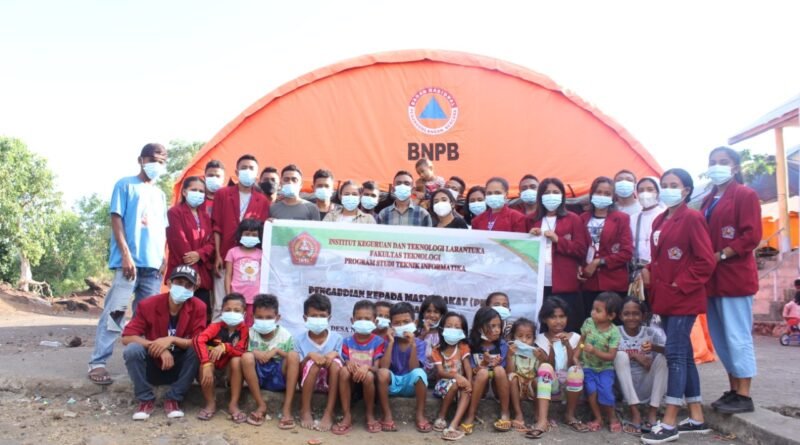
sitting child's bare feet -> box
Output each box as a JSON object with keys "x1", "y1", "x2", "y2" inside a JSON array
[
  {"x1": 300, "y1": 412, "x2": 315, "y2": 429},
  {"x1": 317, "y1": 412, "x2": 334, "y2": 432}
]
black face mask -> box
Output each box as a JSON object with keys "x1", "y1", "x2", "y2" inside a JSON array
[{"x1": 259, "y1": 181, "x2": 275, "y2": 196}]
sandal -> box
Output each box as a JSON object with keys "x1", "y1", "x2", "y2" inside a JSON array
[
  {"x1": 87, "y1": 367, "x2": 113, "y2": 386},
  {"x1": 380, "y1": 420, "x2": 398, "y2": 432},
  {"x1": 416, "y1": 420, "x2": 433, "y2": 433},
  {"x1": 196, "y1": 408, "x2": 215, "y2": 421},
  {"x1": 565, "y1": 419, "x2": 589, "y2": 433},
  {"x1": 512, "y1": 420, "x2": 529, "y2": 433},
  {"x1": 366, "y1": 420, "x2": 382, "y2": 433},
  {"x1": 230, "y1": 411, "x2": 247, "y2": 424},
  {"x1": 459, "y1": 423, "x2": 474, "y2": 435},
  {"x1": 331, "y1": 422, "x2": 352, "y2": 435},
  {"x1": 525, "y1": 428, "x2": 546, "y2": 439},
  {"x1": 622, "y1": 421, "x2": 641, "y2": 435},
  {"x1": 586, "y1": 420, "x2": 602, "y2": 432},
  {"x1": 609, "y1": 421, "x2": 623, "y2": 433},
  {"x1": 278, "y1": 417, "x2": 296, "y2": 430},
  {"x1": 442, "y1": 427, "x2": 465, "y2": 441},
  {"x1": 433, "y1": 418, "x2": 448, "y2": 432},
  {"x1": 246, "y1": 411, "x2": 267, "y2": 426},
  {"x1": 641, "y1": 420, "x2": 654, "y2": 433},
  {"x1": 493, "y1": 419, "x2": 512, "y2": 432}
]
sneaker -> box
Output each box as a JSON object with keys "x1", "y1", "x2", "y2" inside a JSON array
[
  {"x1": 132, "y1": 400, "x2": 155, "y2": 421},
  {"x1": 677, "y1": 417, "x2": 711, "y2": 434},
  {"x1": 711, "y1": 390, "x2": 737, "y2": 409},
  {"x1": 641, "y1": 423, "x2": 679, "y2": 444},
  {"x1": 715, "y1": 394, "x2": 755, "y2": 414},
  {"x1": 164, "y1": 399, "x2": 184, "y2": 418}
]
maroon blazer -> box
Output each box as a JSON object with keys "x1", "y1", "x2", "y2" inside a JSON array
[
  {"x1": 211, "y1": 185, "x2": 270, "y2": 261},
  {"x1": 472, "y1": 205, "x2": 527, "y2": 233},
  {"x1": 526, "y1": 211, "x2": 589, "y2": 294},
  {"x1": 580, "y1": 210, "x2": 633, "y2": 293},
  {"x1": 166, "y1": 203, "x2": 215, "y2": 289},
  {"x1": 122, "y1": 293, "x2": 207, "y2": 342},
  {"x1": 647, "y1": 205, "x2": 716, "y2": 316},
  {"x1": 700, "y1": 181, "x2": 761, "y2": 297}
]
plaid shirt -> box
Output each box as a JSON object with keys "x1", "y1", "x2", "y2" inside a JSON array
[{"x1": 376, "y1": 203, "x2": 432, "y2": 227}]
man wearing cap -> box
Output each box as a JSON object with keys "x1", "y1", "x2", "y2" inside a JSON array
[
  {"x1": 121, "y1": 266, "x2": 207, "y2": 420},
  {"x1": 88, "y1": 143, "x2": 169, "y2": 385}
]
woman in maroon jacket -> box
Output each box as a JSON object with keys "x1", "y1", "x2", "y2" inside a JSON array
[
  {"x1": 700, "y1": 147, "x2": 761, "y2": 414},
  {"x1": 579, "y1": 177, "x2": 633, "y2": 320},
  {"x1": 526, "y1": 177, "x2": 589, "y2": 333},
  {"x1": 167, "y1": 176, "x2": 215, "y2": 320},
  {"x1": 640, "y1": 169, "x2": 716, "y2": 444},
  {"x1": 472, "y1": 177, "x2": 527, "y2": 233}
]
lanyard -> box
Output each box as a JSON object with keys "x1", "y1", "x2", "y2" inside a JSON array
[{"x1": 704, "y1": 197, "x2": 721, "y2": 222}]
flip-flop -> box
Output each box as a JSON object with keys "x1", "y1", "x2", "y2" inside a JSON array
[
  {"x1": 609, "y1": 421, "x2": 623, "y2": 433},
  {"x1": 565, "y1": 419, "x2": 589, "y2": 433},
  {"x1": 230, "y1": 411, "x2": 247, "y2": 424},
  {"x1": 87, "y1": 367, "x2": 113, "y2": 386},
  {"x1": 246, "y1": 411, "x2": 267, "y2": 426},
  {"x1": 416, "y1": 420, "x2": 433, "y2": 433},
  {"x1": 493, "y1": 419, "x2": 512, "y2": 432},
  {"x1": 366, "y1": 421, "x2": 382, "y2": 433},
  {"x1": 278, "y1": 418, "x2": 296, "y2": 430},
  {"x1": 442, "y1": 427, "x2": 465, "y2": 441},
  {"x1": 622, "y1": 421, "x2": 641, "y2": 435},
  {"x1": 331, "y1": 422, "x2": 352, "y2": 435},
  {"x1": 512, "y1": 420, "x2": 529, "y2": 433},
  {"x1": 196, "y1": 408, "x2": 215, "y2": 421},
  {"x1": 525, "y1": 428, "x2": 546, "y2": 439},
  {"x1": 380, "y1": 420, "x2": 398, "y2": 432},
  {"x1": 433, "y1": 418, "x2": 448, "y2": 432},
  {"x1": 459, "y1": 423, "x2": 474, "y2": 435},
  {"x1": 586, "y1": 420, "x2": 602, "y2": 432}
]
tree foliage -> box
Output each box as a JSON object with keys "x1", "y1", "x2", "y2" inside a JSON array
[
  {"x1": 157, "y1": 139, "x2": 204, "y2": 201},
  {"x1": 738, "y1": 148, "x2": 777, "y2": 184}
]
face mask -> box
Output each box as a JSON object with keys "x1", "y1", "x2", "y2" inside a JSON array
[
  {"x1": 169, "y1": 284, "x2": 193, "y2": 304},
  {"x1": 393, "y1": 184, "x2": 412, "y2": 201},
  {"x1": 520, "y1": 189, "x2": 538, "y2": 204},
  {"x1": 492, "y1": 305, "x2": 511, "y2": 321},
  {"x1": 252, "y1": 319, "x2": 277, "y2": 335},
  {"x1": 221, "y1": 311, "x2": 244, "y2": 327},
  {"x1": 433, "y1": 201, "x2": 453, "y2": 217},
  {"x1": 707, "y1": 164, "x2": 733, "y2": 186},
  {"x1": 205, "y1": 176, "x2": 224, "y2": 192},
  {"x1": 240, "y1": 235, "x2": 259, "y2": 248},
  {"x1": 361, "y1": 195, "x2": 378, "y2": 210},
  {"x1": 352, "y1": 320, "x2": 377, "y2": 335},
  {"x1": 591, "y1": 195, "x2": 613, "y2": 209},
  {"x1": 305, "y1": 317, "x2": 329, "y2": 334},
  {"x1": 513, "y1": 339, "x2": 535, "y2": 358},
  {"x1": 376, "y1": 317, "x2": 390, "y2": 329},
  {"x1": 638, "y1": 191, "x2": 659, "y2": 209},
  {"x1": 393, "y1": 322, "x2": 416, "y2": 337},
  {"x1": 341, "y1": 195, "x2": 360, "y2": 211},
  {"x1": 186, "y1": 190, "x2": 205, "y2": 208},
  {"x1": 142, "y1": 162, "x2": 165, "y2": 181},
  {"x1": 469, "y1": 201, "x2": 487, "y2": 216},
  {"x1": 486, "y1": 194, "x2": 506, "y2": 210},
  {"x1": 315, "y1": 187, "x2": 333, "y2": 201},
  {"x1": 238, "y1": 169, "x2": 257, "y2": 187},
  {"x1": 541, "y1": 194, "x2": 562, "y2": 212},
  {"x1": 281, "y1": 183, "x2": 299, "y2": 198},
  {"x1": 259, "y1": 181, "x2": 275, "y2": 196},
  {"x1": 615, "y1": 180, "x2": 635, "y2": 198},
  {"x1": 660, "y1": 188, "x2": 684, "y2": 208},
  {"x1": 442, "y1": 328, "x2": 466, "y2": 345}
]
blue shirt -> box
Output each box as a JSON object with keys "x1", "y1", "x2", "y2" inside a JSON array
[
  {"x1": 294, "y1": 330, "x2": 344, "y2": 361},
  {"x1": 108, "y1": 176, "x2": 168, "y2": 269},
  {"x1": 390, "y1": 337, "x2": 427, "y2": 376}
]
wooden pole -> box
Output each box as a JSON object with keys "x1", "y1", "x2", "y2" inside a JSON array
[{"x1": 774, "y1": 126, "x2": 792, "y2": 253}]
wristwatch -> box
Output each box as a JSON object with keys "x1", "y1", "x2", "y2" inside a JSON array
[
  {"x1": 598, "y1": 258, "x2": 607, "y2": 267},
  {"x1": 719, "y1": 251, "x2": 727, "y2": 261}
]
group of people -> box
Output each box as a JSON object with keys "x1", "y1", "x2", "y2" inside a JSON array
[{"x1": 86, "y1": 143, "x2": 761, "y2": 444}]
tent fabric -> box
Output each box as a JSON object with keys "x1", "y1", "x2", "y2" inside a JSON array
[{"x1": 176, "y1": 50, "x2": 661, "y2": 200}]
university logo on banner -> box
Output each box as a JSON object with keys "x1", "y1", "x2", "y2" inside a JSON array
[{"x1": 408, "y1": 87, "x2": 459, "y2": 135}]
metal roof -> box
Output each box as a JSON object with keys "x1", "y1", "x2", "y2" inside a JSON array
[{"x1": 729, "y1": 94, "x2": 800, "y2": 145}]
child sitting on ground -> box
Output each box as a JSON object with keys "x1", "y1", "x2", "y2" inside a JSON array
[
  {"x1": 333, "y1": 300, "x2": 386, "y2": 435},
  {"x1": 238, "y1": 294, "x2": 300, "y2": 429},
  {"x1": 417, "y1": 295, "x2": 447, "y2": 385},
  {"x1": 507, "y1": 317, "x2": 548, "y2": 434},
  {"x1": 377, "y1": 302, "x2": 431, "y2": 433},
  {"x1": 193, "y1": 293, "x2": 249, "y2": 422},
  {"x1": 431, "y1": 312, "x2": 473, "y2": 441},
  {"x1": 485, "y1": 291, "x2": 512, "y2": 338},
  {"x1": 577, "y1": 291, "x2": 623, "y2": 433},
  {"x1": 374, "y1": 301, "x2": 392, "y2": 338}
]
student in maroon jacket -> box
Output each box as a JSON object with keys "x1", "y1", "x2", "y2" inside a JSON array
[
  {"x1": 472, "y1": 176, "x2": 527, "y2": 233},
  {"x1": 579, "y1": 177, "x2": 633, "y2": 320},
  {"x1": 201, "y1": 159, "x2": 225, "y2": 219},
  {"x1": 121, "y1": 266, "x2": 207, "y2": 421},
  {"x1": 527, "y1": 177, "x2": 589, "y2": 333},
  {"x1": 167, "y1": 176, "x2": 215, "y2": 320},
  {"x1": 640, "y1": 169, "x2": 716, "y2": 444},
  {"x1": 700, "y1": 147, "x2": 761, "y2": 415},
  {"x1": 211, "y1": 154, "x2": 270, "y2": 319}
]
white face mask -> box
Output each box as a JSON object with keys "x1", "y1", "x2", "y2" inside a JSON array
[
  {"x1": 433, "y1": 201, "x2": 453, "y2": 217},
  {"x1": 638, "y1": 191, "x2": 659, "y2": 209}
]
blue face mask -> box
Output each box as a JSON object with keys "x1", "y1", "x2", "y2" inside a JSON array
[
  {"x1": 238, "y1": 169, "x2": 257, "y2": 187},
  {"x1": 240, "y1": 235, "x2": 259, "y2": 248},
  {"x1": 186, "y1": 190, "x2": 205, "y2": 208},
  {"x1": 142, "y1": 162, "x2": 165, "y2": 181},
  {"x1": 615, "y1": 180, "x2": 635, "y2": 198},
  {"x1": 513, "y1": 339, "x2": 535, "y2": 358},
  {"x1": 315, "y1": 187, "x2": 333, "y2": 201},
  {"x1": 361, "y1": 195, "x2": 378, "y2": 210},
  {"x1": 591, "y1": 195, "x2": 613, "y2": 209},
  {"x1": 352, "y1": 320, "x2": 377, "y2": 335},
  {"x1": 169, "y1": 284, "x2": 193, "y2": 304},
  {"x1": 520, "y1": 189, "x2": 538, "y2": 204},
  {"x1": 253, "y1": 319, "x2": 277, "y2": 335},
  {"x1": 486, "y1": 194, "x2": 506, "y2": 210},
  {"x1": 376, "y1": 317, "x2": 390, "y2": 329},
  {"x1": 393, "y1": 322, "x2": 416, "y2": 337},
  {"x1": 393, "y1": 184, "x2": 412, "y2": 201},
  {"x1": 221, "y1": 311, "x2": 244, "y2": 327},
  {"x1": 541, "y1": 193, "x2": 562, "y2": 212},
  {"x1": 442, "y1": 327, "x2": 466, "y2": 345},
  {"x1": 341, "y1": 195, "x2": 360, "y2": 211},
  {"x1": 707, "y1": 165, "x2": 733, "y2": 186},
  {"x1": 205, "y1": 176, "x2": 224, "y2": 192},
  {"x1": 305, "y1": 317, "x2": 329, "y2": 334},
  {"x1": 492, "y1": 305, "x2": 511, "y2": 321},
  {"x1": 281, "y1": 183, "x2": 299, "y2": 198},
  {"x1": 469, "y1": 201, "x2": 487, "y2": 216},
  {"x1": 660, "y1": 188, "x2": 684, "y2": 208}
]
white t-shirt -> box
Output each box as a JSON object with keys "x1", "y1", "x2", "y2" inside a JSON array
[
  {"x1": 542, "y1": 216, "x2": 557, "y2": 286},
  {"x1": 239, "y1": 191, "x2": 252, "y2": 221},
  {"x1": 586, "y1": 217, "x2": 605, "y2": 264},
  {"x1": 617, "y1": 200, "x2": 643, "y2": 217},
  {"x1": 630, "y1": 205, "x2": 666, "y2": 263},
  {"x1": 535, "y1": 332, "x2": 580, "y2": 372}
]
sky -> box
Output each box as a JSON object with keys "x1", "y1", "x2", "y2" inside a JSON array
[{"x1": 2, "y1": 0, "x2": 799, "y2": 206}]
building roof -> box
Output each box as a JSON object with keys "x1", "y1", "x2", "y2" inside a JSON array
[{"x1": 729, "y1": 94, "x2": 800, "y2": 145}]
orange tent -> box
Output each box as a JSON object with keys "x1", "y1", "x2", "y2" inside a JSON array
[{"x1": 176, "y1": 50, "x2": 661, "y2": 199}]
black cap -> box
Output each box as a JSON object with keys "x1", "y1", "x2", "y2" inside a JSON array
[
  {"x1": 140, "y1": 143, "x2": 167, "y2": 158},
  {"x1": 169, "y1": 265, "x2": 197, "y2": 286}
]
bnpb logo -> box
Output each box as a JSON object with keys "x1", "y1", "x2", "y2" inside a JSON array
[{"x1": 408, "y1": 87, "x2": 459, "y2": 135}]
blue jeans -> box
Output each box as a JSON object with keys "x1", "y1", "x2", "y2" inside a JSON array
[
  {"x1": 123, "y1": 343, "x2": 198, "y2": 401},
  {"x1": 662, "y1": 315, "x2": 702, "y2": 406},
  {"x1": 89, "y1": 268, "x2": 162, "y2": 367},
  {"x1": 707, "y1": 296, "x2": 757, "y2": 378}
]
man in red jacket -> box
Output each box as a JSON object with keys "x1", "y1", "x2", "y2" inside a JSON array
[{"x1": 121, "y1": 266, "x2": 207, "y2": 421}]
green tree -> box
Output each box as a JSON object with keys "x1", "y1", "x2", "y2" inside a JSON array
[
  {"x1": 0, "y1": 137, "x2": 61, "y2": 290},
  {"x1": 157, "y1": 139, "x2": 204, "y2": 201},
  {"x1": 738, "y1": 148, "x2": 777, "y2": 184}
]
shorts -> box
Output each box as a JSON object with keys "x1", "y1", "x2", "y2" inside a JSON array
[
  {"x1": 433, "y1": 378, "x2": 456, "y2": 398},
  {"x1": 509, "y1": 373, "x2": 536, "y2": 401},
  {"x1": 583, "y1": 368, "x2": 615, "y2": 406},
  {"x1": 389, "y1": 368, "x2": 427, "y2": 397},
  {"x1": 256, "y1": 359, "x2": 286, "y2": 392},
  {"x1": 300, "y1": 358, "x2": 342, "y2": 393}
]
